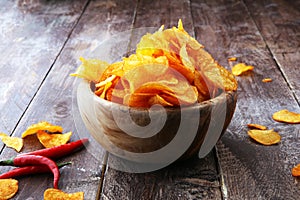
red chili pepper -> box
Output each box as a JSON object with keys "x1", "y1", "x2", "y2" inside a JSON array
[
  {"x1": 0, "y1": 162, "x2": 71, "y2": 179},
  {"x1": 20, "y1": 138, "x2": 89, "y2": 159},
  {"x1": 0, "y1": 155, "x2": 60, "y2": 189}
]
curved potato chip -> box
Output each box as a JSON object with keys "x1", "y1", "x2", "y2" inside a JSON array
[
  {"x1": 70, "y1": 57, "x2": 109, "y2": 82},
  {"x1": 0, "y1": 179, "x2": 18, "y2": 199},
  {"x1": 262, "y1": 78, "x2": 272, "y2": 83},
  {"x1": 0, "y1": 133, "x2": 23, "y2": 152},
  {"x1": 247, "y1": 123, "x2": 267, "y2": 130},
  {"x1": 292, "y1": 163, "x2": 300, "y2": 177},
  {"x1": 272, "y1": 109, "x2": 300, "y2": 124},
  {"x1": 22, "y1": 121, "x2": 63, "y2": 138},
  {"x1": 232, "y1": 63, "x2": 254, "y2": 76},
  {"x1": 37, "y1": 131, "x2": 72, "y2": 148},
  {"x1": 247, "y1": 129, "x2": 281, "y2": 145},
  {"x1": 44, "y1": 188, "x2": 84, "y2": 200}
]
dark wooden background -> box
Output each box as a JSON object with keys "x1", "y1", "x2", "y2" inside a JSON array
[{"x1": 0, "y1": 0, "x2": 299, "y2": 199}]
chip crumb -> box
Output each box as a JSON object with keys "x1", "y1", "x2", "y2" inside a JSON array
[
  {"x1": 228, "y1": 57, "x2": 237, "y2": 61},
  {"x1": 262, "y1": 78, "x2": 272, "y2": 83},
  {"x1": 292, "y1": 163, "x2": 300, "y2": 177}
]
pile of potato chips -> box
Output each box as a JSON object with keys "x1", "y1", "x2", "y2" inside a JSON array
[{"x1": 72, "y1": 20, "x2": 237, "y2": 108}]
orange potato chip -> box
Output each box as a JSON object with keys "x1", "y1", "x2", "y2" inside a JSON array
[
  {"x1": 0, "y1": 133, "x2": 23, "y2": 152},
  {"x1": 0, "y1": 179, "x2": 18, "y2": 199},
  {"x1": 247, "y1": 129, "x2": 281, "y2": 145},
  {"x1": 37, "y1": 131, "x2": 72, "y2": 148},
  {"x1": 44, "y1": 188, "x2": 84, "y2": 200},
  {"x1": 22, "y1": 121, "x2": 63, "y2": 138},
  {"x1": 292, "y1": 163, "x2": 300, "y2": 177},
  {"x1": 228, "y1": 57, "x2": 237, "y2": 61},
  {"x1": 272, "y1": 109, "x2": 300, "y2": 124},
  {"x1": 262, "y1": 78, "x2": 272, "y2": 83},
  {"x1": 232, "y1": 63, "x2": 254, "y2": 76},
  {"x1": 247, "y1": 123, "x2": 267, "y2": 130}
]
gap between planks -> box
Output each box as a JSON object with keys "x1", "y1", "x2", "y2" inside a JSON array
[{"x1": 241, "y1": 0, "x2": 300, "y2": 107}]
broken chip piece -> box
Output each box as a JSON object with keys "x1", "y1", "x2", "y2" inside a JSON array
[
  {"x1": 44, "y1": 188, "x2": 84, "y2": 200},
  {"x1": 247, "y1": 123, "x2": 267, "y2": 130},
  {"x1": 292, "y1": 163, "x2": 300, "y2": 177},
  {"x1": 262, "y1": 78, "x2": 272, "y2": 83}
]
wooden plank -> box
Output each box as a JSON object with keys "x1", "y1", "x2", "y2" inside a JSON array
[
  {"x1": 243, "y1": 0, "x2": 300, "y2": 103},
  {"x1": 101, "y1": 0, "x2": 222, "y2": 199},
  {"x1": 0, "y1": 0, "x2": 89, "y2": 136},
  {"x1": 0, "y1": 0, "x2": 137, "y2": 199},
  {"x1": 190, "y1": 0, "x2": 300, "y2": 199}
]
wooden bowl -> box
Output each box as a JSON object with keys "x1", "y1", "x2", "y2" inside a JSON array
[{"x1": 77, "y1": 80, "x2": 237, "y2": 163}]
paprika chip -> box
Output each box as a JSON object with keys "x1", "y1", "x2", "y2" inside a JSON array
[
  {"x1": 0, "y1": 179, "x2": 18, "y2": 199},
  {"x1": 247, "y1": 129, "x2": 281, "y2": 145},
  {"x1": 37, "y1": 131, "x2": 72, "y2": 148},
  {"x1": 22, "y1": 121, "x2": 63, "y2": 138},
  {"x1": 0, "y1": 133, "x2": 23, "y2": 152},
  {"x1": 272, "y1": 109, "x2": 300, "y2": 124},
  {"x1": 232, "y1": 63, "x2": 254, "y2": 76},
  {"x1": 292, "y1": 163, "x2": 300, "y2": 177},
  {"x1": 44, "y1": 188, "x2": 84, "y2": 200},
  {"x1": 247, "y1": 123, "x2": 267, "y2": 130}
]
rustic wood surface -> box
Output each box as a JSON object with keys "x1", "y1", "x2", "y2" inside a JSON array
[{"x1": 0, "y1": 0, "x2": 299, "y2": 199}]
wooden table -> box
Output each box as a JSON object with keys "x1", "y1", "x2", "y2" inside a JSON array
[{"x1": 1, "y1": 0, "x2": 299, "y2": 199}]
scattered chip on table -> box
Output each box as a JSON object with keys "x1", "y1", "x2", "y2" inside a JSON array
[
  {"x1": 247, "y1": 123, "x2": 267, "y2": 130},
  {"x1": 292, "y1": 163, "x2": 300, "y2": 177},
  {"x1": 44, "y1": 188, "x2": 84, "y2": 200},
  {"x1": 247, "y1": 129, "x2": 281, "y2": 145},
  {"x1": 0, "y1": 133, "x2": 23, "y2": 152},
  {"x1": 231, "y1": 63, "x2": 254, "y2": 76},
  {"x1": 228, "y1": 57, "x2": 237, "y2": 61},
  {"x1": 272, "y1": 109, "x2": 300, "y2": 124},
  {"x1": 37, "y1": 131, "x2": 72, "y2": 148},
  {"x1": 22, "y1": 121, "x2": 63, "y2": 138},
  {"x1": 262, "y1": 78, "x2": 272, "y2": 83},
  {"x1": 0, "y1": 179, "x2": 18, "y2": 199}
]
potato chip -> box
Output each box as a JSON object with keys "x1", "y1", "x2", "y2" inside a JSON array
[
  {"x1": 44, "y1": 188, "x2": 84, "y2": 200},
  {"x1": 292, "y1": 163, "x2": 300, "y2": 177},
  {"x1": 70, "y1": 57, "x2": 109, "y2": 83},
  {"x1": 228, "y1": 57, "x2": 237, "y2": 61},
  {"x1": 37, "y1": 131, "x2": 72, "y2": 148},
  {"x1": 22, "y1": 121, "x2": 63, "y2": 138},
  {"x1": 262, "y1": 78, "x2": 272, "y2": 83},
  {"x1": 247, "y1": 123, "x2": 267, "y2": 130},
  {"x1": 73, "y1": 20, "x2": 238, "y2": 108},
  {"x1": 272, "y1": 109, "x2": 300, "y2": 124},
  {"x1": 247, "y1": 129, "x2": 281, "y2": 145},
  {"x1": 232, "y1": 63, "x2": 254, "y2": 76},
  {"x1": 0, "y1": 133, "x2": 23, "y2": 152},
  {"x1": 0, "y1": 179, "x2": 18, "y2": 199}
]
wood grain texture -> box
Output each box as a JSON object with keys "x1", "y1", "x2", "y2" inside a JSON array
[
  {"x1": 0, "y1": 0, "x2": 88, "y2": 135},
  {"x1": 190, "y1": 0, "x2": 300, "y2": 199},
  {"x1": 243, "y1": 0, "x2": 300, "y2": 103},
  {"x1": 0, "y1": 0, "x2": 136, "y2": 199}
]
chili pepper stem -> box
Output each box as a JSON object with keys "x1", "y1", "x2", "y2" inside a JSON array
[{"x1": 0, "y1": 158, "x2": 14, "y2": 166}]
